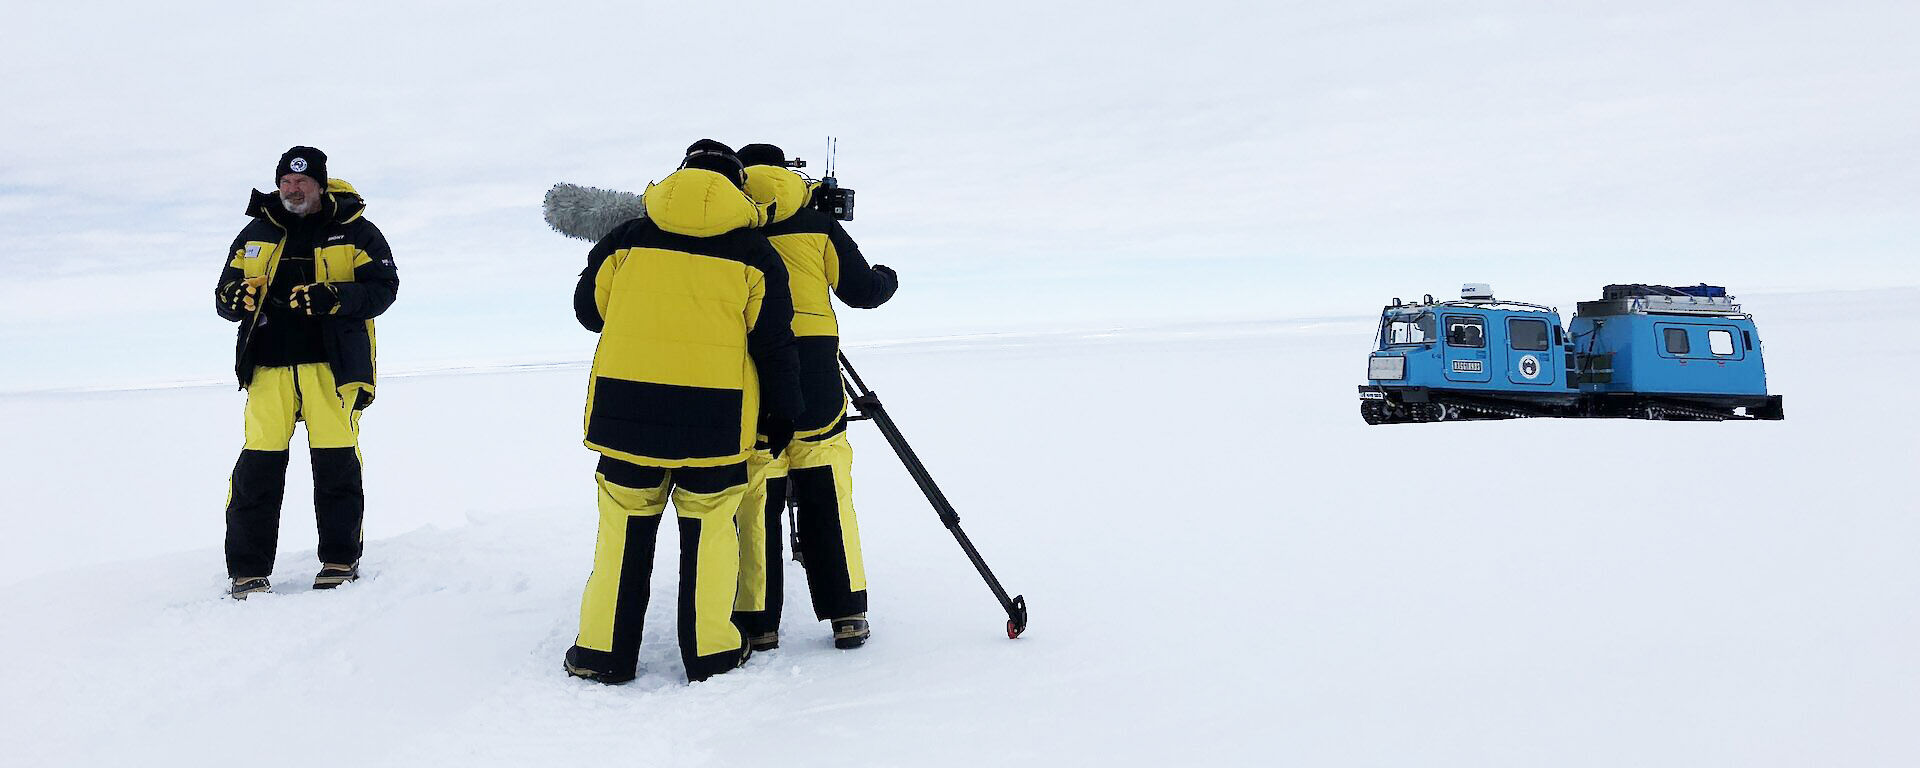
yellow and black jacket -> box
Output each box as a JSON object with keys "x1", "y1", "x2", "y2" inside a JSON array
[
  {"x1": 743, "y1": 165, "x2": 898, "y2": 436},
  {"x1": 574, "y1": 168, "x2": 804, "y2": 468},
  {"x1": 214, "y1": 179, "x2": 398, "y2": 408}
]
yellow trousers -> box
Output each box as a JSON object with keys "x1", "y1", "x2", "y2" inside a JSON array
[
  {"x1": 734, "y1": 431, "x2": 867, "y2": 635},
  {"x1": 224, "y1": 363, "x2": 364, "y2": 579},
  {"x1": 571, "y1": 456, "x2": 747, "y2": 682},
  {"x1": 243, "y1": 363, "x2": 362, "y2": 450}
]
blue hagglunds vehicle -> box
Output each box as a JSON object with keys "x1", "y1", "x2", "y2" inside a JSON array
[{"x1": 1358, "y1": 283, "x2": 1785, "y2": 424}]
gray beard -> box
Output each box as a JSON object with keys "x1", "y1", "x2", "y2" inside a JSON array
[
  {"x1": 543, "y1": 182, "x2": 646, "y2": 242},
  {"x1": 281, "y1": 196, "x2": 321, "y2": 216}
]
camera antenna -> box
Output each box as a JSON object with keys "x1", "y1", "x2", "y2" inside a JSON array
[{"x1": 825, "y1": 136, "x2": 837, "y2": 181}]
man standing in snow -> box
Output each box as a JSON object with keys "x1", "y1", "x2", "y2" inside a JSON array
[
  {"x1": 564, "y1": 140, "x2": 805, "y2": 684},
  {"x1": 214, "y1": 146, "x2": 398, "y2": 599},
  {"x1": 730, "y1": 143, "x2": 897, "y2": 652}
]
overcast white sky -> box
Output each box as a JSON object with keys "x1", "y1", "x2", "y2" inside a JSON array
[{"x1": 1, "y1": 1, "x2": 1915, "y2": 391}]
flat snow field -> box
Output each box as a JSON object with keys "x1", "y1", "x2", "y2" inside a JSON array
[{"x1": 1, "y1": 291, "x2": 1915, "y2": 767}]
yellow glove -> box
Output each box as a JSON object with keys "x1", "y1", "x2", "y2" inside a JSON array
[
  {"x1": 288, "y1": 283, "x2": 341, "y2": 316},
  {"x1": 219, "y1": 276, "x2": 267, "y2": 313}
]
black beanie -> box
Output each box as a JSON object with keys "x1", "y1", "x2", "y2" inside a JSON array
[
  {"x1": 680, "y1": 139, "x2": 745, "y2": 187},
  {"x1": 736, "y1": 143, "x2": 786, "y2": 168},
  {"x1": 275, "y1": 146, "x2": 328, "y2": 186}
]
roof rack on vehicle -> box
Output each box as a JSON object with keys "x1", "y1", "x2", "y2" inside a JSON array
[{"x1": 1581, "y1": 283, "x2": 1741, "y2": 317}]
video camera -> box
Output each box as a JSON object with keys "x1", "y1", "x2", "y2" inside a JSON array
[
  {"x1": 782, "y1": 137, "x2": 856, "y2": 221},
  {"x1": 812, "y1": 177, "x2": 855, "y2": 222}
]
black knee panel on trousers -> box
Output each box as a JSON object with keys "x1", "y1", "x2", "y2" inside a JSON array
[
  {"x1": 226, "y1": 450, "x2": 291, "y2": 578},
  {"x1": 310, "y1": 447, "x2": 365, "y2": 566},
  {"x1": 790, "y1": 465, "x2": 867, "y2": 621}
]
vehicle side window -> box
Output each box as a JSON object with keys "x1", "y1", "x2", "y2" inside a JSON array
[
  {"x1": 1508, "y1": 318, "x2": 1549, "y2": 351},
  {"x1": 1446, "y1": 316, "x2": 1485, "y2": 348},
  {"x1": 1664, "y1": 327, "x2": 1690, "y2": 355},
  {"x1": 1709, "y1": 329, "x2": 1735, "y2": 356}
]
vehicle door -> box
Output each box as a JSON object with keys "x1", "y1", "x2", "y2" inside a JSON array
[
  {"x1": 1441, "y1": 314, "x2": 1491, "y2": 383},
  {"x1": 1505, "y1": 316, "x2": 1556, "y2": 386}
]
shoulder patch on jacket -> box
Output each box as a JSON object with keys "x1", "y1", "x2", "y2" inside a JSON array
[{"x1": 244, "y1": 245, "x2": 262, "y2": 259}]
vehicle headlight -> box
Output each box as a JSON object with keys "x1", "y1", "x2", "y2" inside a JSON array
[{"x1": 1368, "y1": 355, "x2": 1405, "y2": 380}]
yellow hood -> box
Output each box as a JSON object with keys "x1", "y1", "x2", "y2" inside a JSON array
[
  {"x1": 743, "y1": 165, "x2": 813, "y2": 224},
  {"x1": 643, "y1": 168, "x2": 768, "y2": 236},
  {"x1": 327, "y1": 178, "x2": 367, "y2": 223}
]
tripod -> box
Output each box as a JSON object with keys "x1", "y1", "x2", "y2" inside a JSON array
[{"x1": 837, "y1": 352, "x2": 1028, "y2": 639}]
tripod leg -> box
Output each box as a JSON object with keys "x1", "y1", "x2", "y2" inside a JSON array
[{"x1": 837, "y1": 353, "x2": 1027, "y2": 638}]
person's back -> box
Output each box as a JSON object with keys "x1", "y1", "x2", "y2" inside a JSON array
[
  {"x1": 565, "y1": 140, "x2": 803, "y2": 684},
  {"x1": 741, "y1": 150, "x2": 896, "y2": 436},
  {"x1": 575, "y1": 171, "x2": 801, "y2": 467},
  {"x1": 732, "y1": 143, "x2": 897, "y2": 651}
]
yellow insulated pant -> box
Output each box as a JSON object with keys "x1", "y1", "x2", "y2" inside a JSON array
[
  {"x1": 224, "y1": 363, "x2": 364, "y2": 579},
  {"x1": 570, "y1": 456, "x2": 748, "y2": 682},
  {"x1": 734, "y1": 431, "x2": 868, "y2": 636}
]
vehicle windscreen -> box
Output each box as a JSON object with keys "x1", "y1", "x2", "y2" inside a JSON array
[{"x1": 1382, "y1": 312, "x2": 1435, "y2": 346}]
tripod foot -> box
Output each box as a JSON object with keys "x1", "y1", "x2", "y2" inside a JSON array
[{"x1": 1006, "y1": 595, "x2": 1028, "y2": 639}]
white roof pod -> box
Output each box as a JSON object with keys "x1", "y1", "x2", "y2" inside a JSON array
[{"x1": 1461, "y1": 283, "x2": 1494, "y2": 301}]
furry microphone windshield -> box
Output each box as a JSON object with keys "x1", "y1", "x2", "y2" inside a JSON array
[{"x1": 543, "y1": 182, "x2": 647, "y2": 242}]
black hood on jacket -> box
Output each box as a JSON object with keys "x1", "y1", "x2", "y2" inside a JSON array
[{"x1": 245, "y1": 186, "x2": 366, "y2": 229}]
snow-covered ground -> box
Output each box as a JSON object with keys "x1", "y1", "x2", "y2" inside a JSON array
[{"x1": 3, "y1": 289, "x2": 1915, "y2": 766}]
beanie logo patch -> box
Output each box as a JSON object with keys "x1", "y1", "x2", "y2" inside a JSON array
[{"x1": 290, "y1": 157, "x2": 308, "y2": 173}]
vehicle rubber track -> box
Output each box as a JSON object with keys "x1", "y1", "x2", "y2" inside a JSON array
[
  {"x1": 1361, "y1": 394, "x2": 1755, "y2": 424},
  {"x1": 1361, "y1": 394, "x2": 1559, "y2": 424},
  {"x1": 1626, "y1": 399, "x2": 1750, "y2": 421}
]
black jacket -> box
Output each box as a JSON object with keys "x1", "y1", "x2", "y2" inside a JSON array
[{"x1": 215, "y1": 180, "x2": 398, "y2": 408}]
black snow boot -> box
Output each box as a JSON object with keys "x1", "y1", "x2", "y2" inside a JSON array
[
  {"x1": 230, "y1": 577, "x2": 271, "y2": 600},
  {"x1": 687, "y1": 640, "x2": 754, "y2": 683},
  {"x1": 563, "y1": 646, "x2": 637, "y2": 685},
  {"x1": 832, "y1": 614, "x2": 870, "y2": 649},
  {"x1": 313, "y1": 561, "x2": 360, "y2": 590},
  {"x1": 747, "y1": 630, "x2": 780, "y2": 652}
]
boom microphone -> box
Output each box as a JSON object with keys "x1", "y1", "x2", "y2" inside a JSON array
[{"x1": 543, "y1": 182, "x2": 646, "y2": 242}]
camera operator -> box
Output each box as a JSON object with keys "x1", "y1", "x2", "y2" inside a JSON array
[{"x1": 731, "y1": 143, "x2": 897, "y2": 651}]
